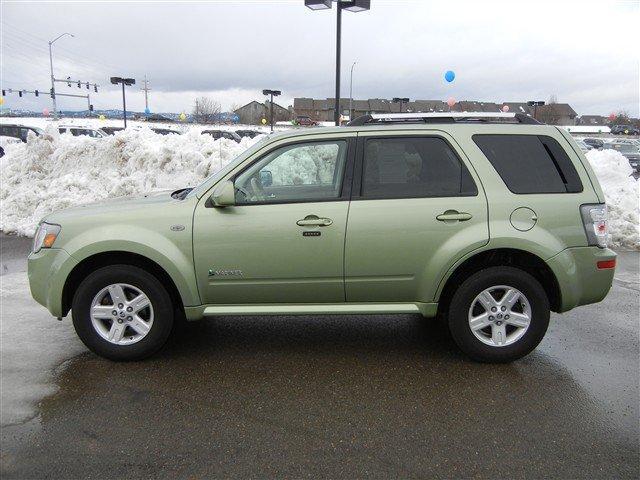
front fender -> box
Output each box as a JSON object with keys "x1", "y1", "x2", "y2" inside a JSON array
[{"x1": 62, "y1": 224, "x2": 200, "y2": 307}]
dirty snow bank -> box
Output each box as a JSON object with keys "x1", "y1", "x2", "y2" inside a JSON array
[
  {"x1": 0, "y1": 126, "x2": 262, "y2": 236},
  {"x1": 1, "y1": 129, "x2": 638, "y2": 249},
  {"x1": 584, "y1": 149, "x2": 639, "y2": 249}
]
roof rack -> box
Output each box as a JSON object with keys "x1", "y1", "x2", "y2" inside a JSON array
[{"x1": 346, "y1": 112, "x2": 541, "y2": 126}]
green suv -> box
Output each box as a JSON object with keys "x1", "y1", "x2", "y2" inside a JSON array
[{"x1": 28, "y1": 112, "x2": 616, "y2": 362}]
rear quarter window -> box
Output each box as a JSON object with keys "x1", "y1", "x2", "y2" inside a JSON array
[{"x1": 473, "y1": 134, "x2": 583, "y2": 194}]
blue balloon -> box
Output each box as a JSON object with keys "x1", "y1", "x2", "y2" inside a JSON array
[
  {"x1": 144, "y1": 107, "x2": 150, "y2": 114},
  {"x1": 444, "y1": 70, "x2": 455, "y2": 83}
]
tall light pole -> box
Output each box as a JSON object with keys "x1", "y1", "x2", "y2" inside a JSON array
[
  {"x1": 349, "y1": 61, "x2": 356, "y2": 121},
  {"x1": 110, "y1": 77, "x2": 136, "y2": 128},
  {"x1": 527, "y1": 100, "x2": 545, "y2": 121},
  {"x1": 304, "y1": 1, "x2": 370, "y2": 126},
  {"x1": 393, "y1": 97, "x2": 409, "y2": 113},
  {"x1": 48, "y1": 32, "x2": 74, "y2": 119},
  {"x1": 262, "y1": 89, "x2": 282, "y2": 132}
]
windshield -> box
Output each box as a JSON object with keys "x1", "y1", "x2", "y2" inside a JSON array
[{"x1": 187, "y1": 135, "x2": 272, "y2": 199}]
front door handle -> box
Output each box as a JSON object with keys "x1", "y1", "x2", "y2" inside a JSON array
[
  {"x1": 297, "y1": 215, "x2": 333, "y2": 227},
  {"x1": 436, "y1": 210, "x2": 473, "y2": 222}
]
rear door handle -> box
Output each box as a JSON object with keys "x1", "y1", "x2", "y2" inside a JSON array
[
  {"x1": 436, "y1": 211, "x2": 473, "y2": 222},
  {"x1": 297, "y1": 215, "x2": 333, "y2": 227}
]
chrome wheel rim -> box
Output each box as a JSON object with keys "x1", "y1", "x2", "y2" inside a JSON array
[
  {"x1": 468, "y1": 285, "x2": 531, "y2": 347},
  {"x1": 90, "y1": 283, "x2": 154, "y2": 345}
]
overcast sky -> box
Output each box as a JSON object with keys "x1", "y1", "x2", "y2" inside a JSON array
[{"x1": 2, "y1": 0, "x2": 639, "y2": 116}]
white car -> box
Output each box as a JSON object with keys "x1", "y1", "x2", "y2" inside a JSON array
[{"x1": 58, "y1": 126, "x2": 106, "y2": 138}]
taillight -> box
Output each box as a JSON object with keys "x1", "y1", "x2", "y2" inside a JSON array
[{"x1": 580, "y1": 204, "x2": 608, "y2": 248}]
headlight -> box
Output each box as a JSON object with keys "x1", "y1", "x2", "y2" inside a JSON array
[{"x1": 32, "y1": 223, "x2": 61, "y2": 253}]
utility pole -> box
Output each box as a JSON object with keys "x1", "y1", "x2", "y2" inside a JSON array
[
  {"x1": 262, "y1": 89, "x2": 281, "y2": 133},
  {"x1": 141, "y1": 75, "x2": 151, "y2": 113},
  {"x1": 48, "y1": 32, "x2": 74, "y2": 119}
]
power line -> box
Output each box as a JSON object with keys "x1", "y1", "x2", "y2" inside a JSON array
[{"x1": 1, "y1": 22, "x2": 122, "y2": 71}]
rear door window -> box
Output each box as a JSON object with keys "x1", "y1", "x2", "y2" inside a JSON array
[
  {"x1": 360, "y1": 137, "x2": 477, "y2": 199},
  {"x1": 473, "y1": 134, "x2": 582, "y2": 194}
]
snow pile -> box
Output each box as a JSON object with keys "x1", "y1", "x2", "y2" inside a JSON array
[
  {"x1": 0, "y1": 126, "x2": 262, "y2": 235},
  {"x1": 584, "y1": 149, "x2": 639, "y2": 249},
  {"x1": 1, "y1": 128, "x2": 638, "y2": 249}
]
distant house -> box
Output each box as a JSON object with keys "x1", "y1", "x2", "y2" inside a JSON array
[
  {"x1": 577, "y1": 115, "x2": 608, "y2": 126},
  {"x1": 234, "y1": 101, "x2": 290, "y2": 125},
  {"x1": 501, "y1": 102, "x2": 533, "y2": 115},
  {"x1": 406, "y1": 100, "x2": 448, "y2": 113},
  {"x1": 292, "y1": 97, "x2": 581, "y2": 124},
  {"x1": 534, "y1": 103, "x2": 578, "y2": 125}
]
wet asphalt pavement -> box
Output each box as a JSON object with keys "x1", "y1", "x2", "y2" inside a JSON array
[{"x1": 1, "y1": 235, "x2": 638, "y2": 479}]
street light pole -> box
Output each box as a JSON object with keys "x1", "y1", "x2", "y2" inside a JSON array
[
  {"x1": 48, "y1": 32, "x2": 74, "y2": 120},
  {"x1": 393, "y1": 97, "x2": 409, "y2": 113},
  {"x1": 111, "y1": 77, "x2": 136, "y2": 128},
  {"x1": 349, "y1": 61, "x2": 356, "y2": 121},
  {"x1": 334, "y1": 5, "x2": 342, "y2": 126},
  {"x1": 262, "y1": 89, "x2": 282, "y2": 133},
  {"x1": 304, "y1": 1, "x2": 370, "y2": 127}
]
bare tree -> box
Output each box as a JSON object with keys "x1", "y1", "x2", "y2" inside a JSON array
[
  {"x1": 192, "y1": 97, "x2": 221, "y2": 124},
  {"x1": 548, "y1": 94, "x2": 558, "y2": 104},
  {"x1": 229, "y1": 102, "x2": 241, "y2": 113}
]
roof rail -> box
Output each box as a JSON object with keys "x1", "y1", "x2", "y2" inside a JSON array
[{"x1": 346, "y1": 112, "x2": 541, "y2": 126}]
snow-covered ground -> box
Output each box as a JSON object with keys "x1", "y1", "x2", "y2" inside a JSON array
[{"x1": 0, "y1": 117, "x2": 638, "y2": 249}]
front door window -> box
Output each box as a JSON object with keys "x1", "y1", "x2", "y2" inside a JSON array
[{"x1": 234, "y1": 141, "x2": 348, "y2": 204}]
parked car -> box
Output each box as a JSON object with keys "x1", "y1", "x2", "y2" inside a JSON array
[
  {"x1": 295, "y1": 115, "x2": 318, "y2": 126},
  {"x1": 0, "y1": 136, "x2": 23, "y2": 147},
  {"x1": 0, "y1": 124, "x2": 44, "y2": 142},
  {"x1": 604, "y1": 142, "x2": 640, "y2": 172},
  {"x1": 610, "y1": 124, "x2": 640, "y2": 135},
  {"x1": 100, "y1": 126, "x2": 125, "y2": 135},
  {"x1": 151, "y1": 128, "x2": 181, "y2": 136},
  {"x1": 58, "y1": 126, "x2": 106, "y2": 138},
  {"x1": 201, "y1": 129, "x2": 241, "y2": 142},
  {"x1": 582, "y1": 137, "x2": 605, "y2": 150},
  {"x1": 28, "y1": 112, "x2": 616, "y2": 363},
  {"x1": 574, "y1": 139, "x2": 592, "y2": 153},
  {"x1": 235, "y1": 129, "x2": 263, "y2": 139}
]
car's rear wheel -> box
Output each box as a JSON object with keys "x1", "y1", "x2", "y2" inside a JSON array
[
  {"x1": 447, "y1": 266, "x2": 550, "y2": 363},
  {"x1": 72, "y1": 265, "x2": 174, "y2": 361}
]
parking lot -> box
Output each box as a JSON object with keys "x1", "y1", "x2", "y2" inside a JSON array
[{"x1": 1, "y1": 234, "x2": 638, "y2": 479}]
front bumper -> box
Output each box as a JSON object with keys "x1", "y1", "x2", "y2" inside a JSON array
[
  {"x1": 28, "y1": 248, "x2": 78, "y2": 318},
  {"x1": 546, "y1": 246, "x2": 617, "y2": 313}
]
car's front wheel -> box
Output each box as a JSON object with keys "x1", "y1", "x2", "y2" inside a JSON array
[
  {"x1": 72, "y1": 265, "x2": 174, "y2": 361},
  {"x1": 447, "y1": 266, "x2": 550, "y2": 363}
]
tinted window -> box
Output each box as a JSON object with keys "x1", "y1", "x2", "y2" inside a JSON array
[
  {"x1": 361, "y1": 137, "x2": 477, "y2": 198},
  {"x1": 1, "y1": 126, "x2": 20, "y2": 139},
  {"x1": 473, "y1": 135, "x2": 582, "y2": 194},
  {"x1": 235, "y1": 141, "x2": 348, "y2": 205}
]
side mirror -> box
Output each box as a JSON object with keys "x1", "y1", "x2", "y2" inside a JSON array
[
  {"x1": 259, "y1": 170, "x2": 273, "y2": 187},
  {"x1": 211, "y1": 180, "x2": 235, "y2": 207}
]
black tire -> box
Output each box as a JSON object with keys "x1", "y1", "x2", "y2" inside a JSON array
[
  {"x1": 447, "y1": 266, "x2": 550, "y2": 363},
  {"x1": 72, "y1": 265, "x2": 174, "y2": 361}
]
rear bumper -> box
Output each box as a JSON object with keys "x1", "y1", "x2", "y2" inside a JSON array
[
  {"x1": 28, "y1": 248, "x2": 77, "y2": 318},
  {"x1": 546, "y1": 246, "x2": 616, "y2": 312}
]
